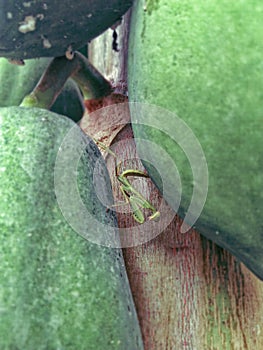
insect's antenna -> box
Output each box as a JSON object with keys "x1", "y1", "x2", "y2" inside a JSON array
[
  {"x1": 115, "y1": 160, "x2": 122, "y2": 177},
  {"x1": 94, "y1": 138, "x2": 117, "y2": 158}
]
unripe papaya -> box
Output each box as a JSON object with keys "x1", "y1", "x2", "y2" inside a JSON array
[
  {"x1": 128, "y1": 0, "x2": 263, "y2": 279},
  {"x1": 0, "y1": 106, "x2": 143, "y2": 349}
]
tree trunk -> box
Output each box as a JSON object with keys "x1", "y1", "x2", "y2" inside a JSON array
[{"x1": 86, "y1": 11, "x2": 263, "y2": 350}]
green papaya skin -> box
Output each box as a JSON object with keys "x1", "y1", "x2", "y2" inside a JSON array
[
  {"x1": 0, "y1": 57, "x2": 49, "y2": 107},
  {"x1": 0, "y1": 107, "x2": 143, "y2": 349},
  {"x1": 128, "y1": 0, "x2": 263, "y2": 279},
  {"x1": 0, "y1": 58, "x2": 84, "y2": 122},
  {"x1": 0, "y1": 0, "x2": 133, "y2": 59}
]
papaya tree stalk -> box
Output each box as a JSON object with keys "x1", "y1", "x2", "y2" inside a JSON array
[{"x1": 20, "y1": 52, "x2": 112, "y2": 109}]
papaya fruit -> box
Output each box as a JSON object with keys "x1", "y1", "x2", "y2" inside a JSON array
[
  {"x1": 128, "y1": 0, "x2": 263, "y2": 279},
  {"x1": 0, "y1": 57, "x2": 84, "y2": 122},
  {"x1": 0, "y1": 57, "x2": 49, "y2": 107},
  {"x1": 0, "y1": 106, "x2": 143, "y2": 349},
  {"x1": 0, "y1": 0, "x2": 133, "y2": 59}
]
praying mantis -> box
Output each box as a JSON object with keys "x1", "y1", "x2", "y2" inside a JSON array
[
  {"x1": 115, "y1": 164, "x2": 160, "y2": 224},
  {"x1": 95, "y1": 139, "x2": 160, "y2": 224}
]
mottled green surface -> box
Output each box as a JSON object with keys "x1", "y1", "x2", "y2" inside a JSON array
[
  {"x1": 0, "y1": 58, "x2": 84, "y2": 122},
  {"x1": 128, "y1": 0, "x2": 263, "y2": 279},
  {"x1": 0, "y1": 107, "x2": 143, "y2": 349},
  {"x1": 0, "y1": 57, "x2": 49, "y2": 107}
]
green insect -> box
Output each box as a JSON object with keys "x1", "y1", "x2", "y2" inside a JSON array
[
  {"x1": 94, "y1": 139, "x2": 160, "y2": 224},
  {"x1": 115, "y1": 163, "x2": 160, "y2": 224}
]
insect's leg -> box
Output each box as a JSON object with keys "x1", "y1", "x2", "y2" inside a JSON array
[
  {"x1": 129, "y1": 196, "x2": 145, "y2": 224},
  {"x1": 121, "y1": 169, "x2": 149, "y2": 179},
  {"x1": 119, "y1": 185, "x2": 131, "y2": 204},
  {"x1": 148, "y1": 210, "x2": 161, "y2": 222},
  {"x1": 131, "y1": 193, "x2": 160, "y2": 222},
  {"x1": 94, "y1": 139, "x2": 117, "y2": 158},
  {"x1": 109, "y1": 188, "x2": 145, "y2": 223}
]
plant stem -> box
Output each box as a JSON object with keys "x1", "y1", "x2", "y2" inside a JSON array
[{"x1": 20, "y1": 52, "x2": 113, "y2": 109}]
